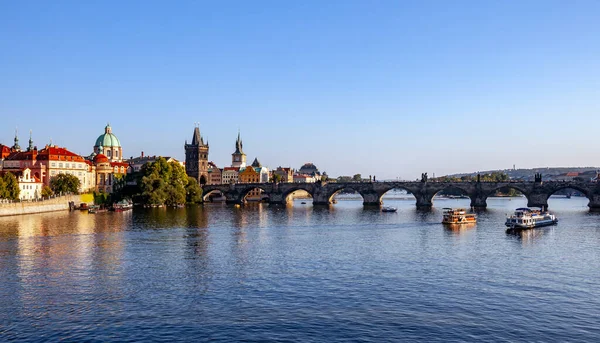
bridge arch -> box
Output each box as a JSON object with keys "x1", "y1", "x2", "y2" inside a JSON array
[
  {"x1": 429, "y1": 185, "x2": 473, "y2": 208},
  {"x1": 239, "y1": 185, "x2": 269, "y2": 203},
  {"x1": 432, "y1": 185, "x2": 471, "y2": 198},
  {"x1": 465, "y1": 184, "x2": 530, "y2": 209},
  {"x1": 203, "y1": 189, "x2": 225, "y2": 202},
  {"x1": 326, "y1": 186, "x2": 366, "y2": 205},
  {"x1": 547, "y1": 184, "x2": 591, "y2": 198},
  {"x1": 544, "y1": 183, "x2": 594, "y2": 209},
  {"x1": 281, "y1": 186, "x2": 314, "y2": 204},
  {"x1": 487, "y1": 184, "x2": 529, "y2": 197},
  {"x1": 378, "y1": 186, "x2": 417, "y2": 206}
]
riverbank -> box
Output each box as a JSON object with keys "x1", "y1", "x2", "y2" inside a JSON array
[{"x1": 0, "y1": 194, "x2": 84, "y2": 217}]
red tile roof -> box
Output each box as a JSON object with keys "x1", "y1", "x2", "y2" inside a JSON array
[
  {"x1": 5, "y1": 150, "x2": 37, "y2": 161},
  {"x1": 37, "y1": 146, "x2": 85, "y2": 162},
  {"x1": 0, "y1": 144, "x2": 11, "y2": 158}
]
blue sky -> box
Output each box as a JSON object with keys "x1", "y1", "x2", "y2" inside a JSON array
[{"x1": 1, "y1": 1, "x2": 599, "y2": 179}]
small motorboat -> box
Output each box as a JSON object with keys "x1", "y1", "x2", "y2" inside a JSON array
[
  {"x1": 301, "y1": 202, "x2": 307, "y2": 204},
  {"x1": 382, "y1": 206, "x2": 397, "y2": 212}
]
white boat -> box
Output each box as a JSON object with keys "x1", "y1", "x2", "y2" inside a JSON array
[
  {"x1": 382, "y1": 206, "x2": 397, "y2": 212},
  {"x1": 505, "y1": 208, "x2": 558, "y2": 230}
]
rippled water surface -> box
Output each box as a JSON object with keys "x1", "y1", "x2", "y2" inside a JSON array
[{"x1": 1, "y1": 196, "x2": 599, "y2": 342}]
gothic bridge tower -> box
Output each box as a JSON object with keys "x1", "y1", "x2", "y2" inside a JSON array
[
  {"x1": 185, "y1": 125, "x2": 209, "y2": 185},
  {"x1": 231, "y1": 130, "x2": 246, "y2": 168}
]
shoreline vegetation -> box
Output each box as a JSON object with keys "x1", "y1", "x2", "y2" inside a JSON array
[{"x1": 109, "y1": 157, "x2": 202, "y2": 208}]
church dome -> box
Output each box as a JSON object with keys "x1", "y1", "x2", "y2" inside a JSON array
[{"x1": 95, "y1": 124, "x2": 121, "y2": 148}]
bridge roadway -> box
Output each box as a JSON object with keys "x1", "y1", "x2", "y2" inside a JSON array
[{"x1": 202, "y1": 180, "x2": 600, "y2": 210}]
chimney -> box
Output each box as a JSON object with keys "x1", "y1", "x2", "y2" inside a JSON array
[{"x1": 141, "y1": 151, "x2": 144, "y2": 158}]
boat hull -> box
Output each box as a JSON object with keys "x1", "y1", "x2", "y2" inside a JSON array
[
  {"x1": 505, "y1": 219, "x2": 558, "y2": 231},
  {"x1": 442, "y1": 219, "x2": 476, "y2": 224}
]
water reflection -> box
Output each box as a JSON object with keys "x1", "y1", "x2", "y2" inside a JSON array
[
  {"x1": 1, "y1": 198, "x2": 600, "y2": 341},
  {"x1": 506, "y1": 227, "x2": 552, "y2": 245},
  {"x1": 443, "y1": 222, "x2": 476, "y2": 235}
]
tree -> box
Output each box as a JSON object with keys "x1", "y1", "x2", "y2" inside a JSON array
[
  {"x1": 186, "y1": 177, "x2": 203, "y2": 204},
  {"x1": 165, "y1": 184, "x2": 186, "y2": 207},
  {"x1": 94, "y1": 190, "x2": 110, "y2": 205},
  {"x1": 0, "y1": 176, "x2": 5, "y2": 199},
  {"x1": 138, "y1": 157, "x2": 188, "y2": 206},
  {"x1": 352, "y1": 174, "x2": 362, "y2": 182},
  {"x1": 2, "y1": 172, "x2": 20, "y2": 200},
  {"x1": 50, "y1": 173, "x2": 80, "y2": 194},
  {"x1": 41, "y1": 185, "x2": 53, "y2": 198}
]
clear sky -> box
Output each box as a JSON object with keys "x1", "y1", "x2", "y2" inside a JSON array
[{"x1": 1, "y1": 1, "x2": 599, "y2": 179}]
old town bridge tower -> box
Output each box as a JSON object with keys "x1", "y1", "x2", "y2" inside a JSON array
[{"x1": 185, "y1": 125, "x2": 209, "y2": 185}]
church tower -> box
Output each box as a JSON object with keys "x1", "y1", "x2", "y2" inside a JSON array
[
  {"x1": 231, "y1": 131, "x2": 246, "y2": 168},
  {"x1": 185, "y1": 125, "x2": 210, "y2": 185}
]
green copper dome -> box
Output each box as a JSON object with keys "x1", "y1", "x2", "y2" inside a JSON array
[{"x1": 95, "y1": 124, "x2": 121, "y2": 147}]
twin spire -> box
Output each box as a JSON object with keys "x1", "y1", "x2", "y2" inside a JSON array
[{"x1": 11, "y1": 127, "x2": 35, "y2": 152}]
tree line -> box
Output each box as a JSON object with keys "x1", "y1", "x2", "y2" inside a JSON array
[{"x1": 0, "y1": 171, "x2": 80, "y2": 201}]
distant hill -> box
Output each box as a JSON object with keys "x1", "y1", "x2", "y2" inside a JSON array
[{"x1": 446, "y1": 167, "x2": 600, "y2": 181}]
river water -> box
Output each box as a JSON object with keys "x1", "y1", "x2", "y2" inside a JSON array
[{"x1": 1, "y1": 195, "x2": 599, "y2": 342}]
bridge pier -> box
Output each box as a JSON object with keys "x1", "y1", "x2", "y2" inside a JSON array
[
  {"x1": 527, "y1": 193, "x2": 549, "y2": 210},
  {"x1": 362, "y1": 192, "x2": 382, "y2": 207},
  {"x1": 414, "y1": 194, "x2": 433, "y2": 210},
  {"x1": 311, "y1": 191, "x2": 332, "y2": 206},
  {"x1": 470, "y1": 193, "x2": 488, "y2": 209},
  {"x1": 268, "y1": 192, "x2": 288, "y2": 206},
  {"x1": 588, "y1": 194, "x2": 600, "y2": 210}
]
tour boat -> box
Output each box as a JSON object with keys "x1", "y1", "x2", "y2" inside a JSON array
[
  {"x1": 382, "y1": 206, "x2": 397, "y2": 212},
  {"x1": 505, "y1": 208, "x2": 558, "y2": 230},
  {"x1": 442, "y1": 208, "x2": 477, "y2": 224}
]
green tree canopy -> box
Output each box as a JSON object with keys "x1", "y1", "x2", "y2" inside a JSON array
[
  {"x1": 50, "y1": 173, "x2": 81, "y2": 194},
  {"x1": 1, "y1": 172, "x2": 20, "y2": 200},
  {"x1": 186, "y1": 177, "x2": 203, "y2": 204},
  {"x1": 139, "y1": 157, "x2": 189, "y2": 206},
  {"x1": 41, "y1": 185, "x2": 53, "y2": 198},
  {"x1": 352, "y1": 174, "x2": 362, "y2": 182}
]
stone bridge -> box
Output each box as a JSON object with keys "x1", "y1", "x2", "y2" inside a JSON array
[{"x1": 202, "y1": 181, "x2": 600, "y2": 210}]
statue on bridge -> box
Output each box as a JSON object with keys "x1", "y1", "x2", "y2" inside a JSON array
[
  {"x1": 421, "y1": 172, "x2": 428, "y2": 183},
  {"x1": 534, "y1": 173, "x2": 543, "y2": 183},
  {"x1": 477, "y1": 173, "x2": 481, "y2": 183}
]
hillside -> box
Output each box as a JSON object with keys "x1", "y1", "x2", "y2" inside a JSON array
[{"x1": 445, "y1": 167, "x2": 599, "y2": 181}]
